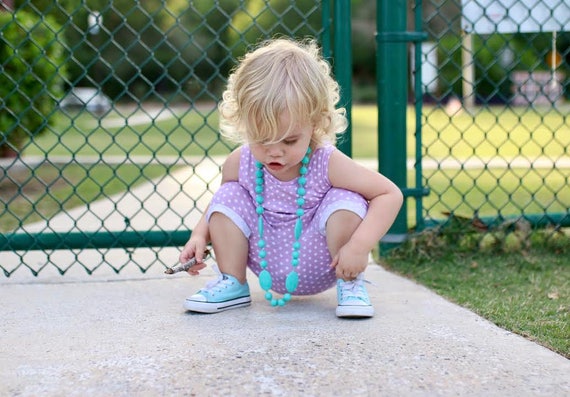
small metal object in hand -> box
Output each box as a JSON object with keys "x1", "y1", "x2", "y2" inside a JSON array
[{"x1": 165, "y1": 249, "x2": 211, "y2": 274}]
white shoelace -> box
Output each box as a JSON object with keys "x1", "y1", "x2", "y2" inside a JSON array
[
  {"x1": 203, "y1": 264, "x2": 234, "y2": 293},
  {"x1": 339, "y1": 277, "x2": 372, "y2": 301}
]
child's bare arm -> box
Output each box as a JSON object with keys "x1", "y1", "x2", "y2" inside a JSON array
[
  {"x1": 178, "y1": 148, "x2": 242, "y2": 270},
  {"x1": 328, "y1": 149, "x2": 403, "y2": 273}
]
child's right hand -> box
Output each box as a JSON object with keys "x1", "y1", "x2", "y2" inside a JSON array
[{"x1": 179, "y1": 238, "x2": 208, "y2": 275}]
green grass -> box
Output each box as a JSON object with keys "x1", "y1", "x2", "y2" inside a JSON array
[
  {"x1": 420, "y1": 167, "x2": 570, "y2": 219},
  {"x1": 352, "y1": 104, "x2": 570, "y2": 160},
  {"x1": 382, "y1": 223, "x2": 570, "y2": 359},
  {"x1": 23, "y1": 107, "x2": 231, "y2": 158},
  {"x1": 352, "y1": 104, "x2": 570, "y2": 225}
]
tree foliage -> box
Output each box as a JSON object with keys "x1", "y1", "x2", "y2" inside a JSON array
[
  {"x1": 0, "y1": 11, "x2": 66, "y2": 156},
  {"x1": 9, "y1": 0, "x2": 568, "y2": 104}
]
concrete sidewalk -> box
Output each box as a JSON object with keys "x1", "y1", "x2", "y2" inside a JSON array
[
  {"x1": 1, "y1": 261, "x2": 569, "y2": 397},
  {"x1": 1, "y1": 161, "x2": 569, "y2": 396}
]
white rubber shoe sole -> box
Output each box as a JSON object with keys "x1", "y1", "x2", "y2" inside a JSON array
[
  {"x1": 184, "y1": 296, "x2": 251, "y2": 313},
  {"x1": 336, "y1": 304, "x2": 374, "y2": 318}
]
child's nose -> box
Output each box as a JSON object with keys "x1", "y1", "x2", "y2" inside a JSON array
[{"x1": 265, "y1": 143, "x2": 283, "y2": 157}]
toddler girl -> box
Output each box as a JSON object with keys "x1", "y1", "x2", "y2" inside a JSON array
[{"x1": 179, "y1": 38, "x2": 403, "y2": 317}]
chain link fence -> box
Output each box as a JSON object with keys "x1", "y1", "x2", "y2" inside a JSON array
[
  {"x1": 1, "y1": 0, "x2": 569, "y2": 278},
  {"x1": 0, "y1": 0, "x2": 326, "y2": 278},
  {"x1": 415, "y1": 0, "x2": 569, "y2": 233}
]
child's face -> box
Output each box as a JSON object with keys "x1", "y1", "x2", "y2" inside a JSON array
[{"x1": 250, "y1": 113, "x2": 313, "y2": 181}]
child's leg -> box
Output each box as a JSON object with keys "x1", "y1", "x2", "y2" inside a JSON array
[
  {"x1": 209, "y1": 211, "x2": 248, "y2": 283},
  {"x1": 326, "y1": 209, "x2": 366, "y2": 281},
  {"x1": 317, "y1": 188, "x2": 368, "y2": 278},
  {"x1": 184, "y1": 182, "x2": 254, "y2": 313},
  {"x1": 318, "y1": 189, "x2": 373, "y2": 318},
  {"x1": 325, "y1": 209, "x2": 362, "y2": 260},
  {"x1": 205, "y1": 181, "x2": 256, "y2": 281},
  {"x1": 328, "y1": 209, "x2": 374, "y2": 318}
]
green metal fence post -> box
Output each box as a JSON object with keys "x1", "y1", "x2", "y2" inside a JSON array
[
  {"x1": 321, "y1": 0, "x2": 331, "y2": 59},
  {"x1": 412, "y1": 0, "x2": 428, "y2": 231},
  {"x1": 333, "y1": 0, "x2": 352, "y2": 157},
  {"x1": 376, "y1": 0, "x2": 408, "y2": 245}
]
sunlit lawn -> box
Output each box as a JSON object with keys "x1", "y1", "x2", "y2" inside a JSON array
[
  {"x1": 351, "y1": 104, "x2": 570, "y2": 160},
  {"x1": 354, "y1": 104, "x2": 570, "y2": 223},
  {"x1": 23, "y1": 106, "x2": 230, "y2": 158}
]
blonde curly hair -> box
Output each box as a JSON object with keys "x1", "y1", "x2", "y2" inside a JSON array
[{"x1": 218, "y1": 38, "x2": 347, "y2": 147}]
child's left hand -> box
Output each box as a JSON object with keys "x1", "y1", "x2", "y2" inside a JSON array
[{"x1": 330, "y1": 243, "x2": 369, "y2": 281}]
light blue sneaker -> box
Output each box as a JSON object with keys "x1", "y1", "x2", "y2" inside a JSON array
[
  {"x1": 336, "y1": 275, "x2": 374, "y2": 318},
  {"x1": 184, "y1": 271, "x2": 251, "y2": 314}
]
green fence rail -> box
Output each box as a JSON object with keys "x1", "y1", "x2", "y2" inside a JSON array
[{"x1": 1, "y1": 0, "x2": 569, "y2": 277}]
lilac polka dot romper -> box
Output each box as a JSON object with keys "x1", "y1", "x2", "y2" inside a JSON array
[{"x1": 206, "y1": 145, "x2": 368, "y2": 295}]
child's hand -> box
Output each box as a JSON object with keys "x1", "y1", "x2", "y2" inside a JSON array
[
  {"x1": 179, "y1": 238, "x2": 208, "y2": 275},
  {"x1": 330, "y1": 243, "x2": 369, "y2": 281}
]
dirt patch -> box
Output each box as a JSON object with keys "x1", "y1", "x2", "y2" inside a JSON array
[{"x1": 0, "y1": 162, "x2": 73, "y2": 232}]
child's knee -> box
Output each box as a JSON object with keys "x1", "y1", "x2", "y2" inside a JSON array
[
  {"x1": 326, "y1": 209, "x2": 362, "y2": 234},
  {"x1": 207, "y1": 182, "x2": 255, "y2": 238},
  {"x1": 209, "y1": 212, "x2": 249, "y2": 241},
  {"x1": 317, "y1": 189, "x2": 368, "y2": 235}
]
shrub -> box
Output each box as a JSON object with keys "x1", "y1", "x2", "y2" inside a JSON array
[{"x1": 0, "y1": 11, "x2": 65, "y2": 157}]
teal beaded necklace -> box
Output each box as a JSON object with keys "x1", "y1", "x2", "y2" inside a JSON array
[{"x1": 254, "y1": 147, "x2": 311, "y2": 307}]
